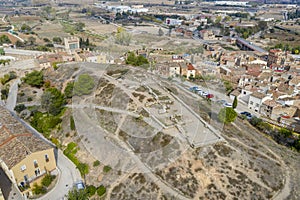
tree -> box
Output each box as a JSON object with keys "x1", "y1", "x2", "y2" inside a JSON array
[
  {"x1": 16, "y1": 40, "x2": 25, "y2": 47},
  {"x1": 70, "y1": 116, "x2": 75, "y2": 131},
  {"x1": 232, "y1": 96, "x2": 238, "y2": 109},
  {"x1": 0, "y1": 48, "x2": 4, "y2": 55},
  {"x1": 64, "y1": 81, "x2": 74, "y2": 98},
  {"x1": 96, "y1": 185, "x2": 106, "y2": 197},
  {"x1": 77, "y1": 163, "x2": 89, "y2": 177},
  {"x1": 53, "y1": 37, "x2": 62, "y2": 44},
  {"x1": 85, "y1": 185, "x2": 96, "y2": 197},
  {"x1": 27, "y1": 36, "x2": 36, "y2": 45},
  {"x1": 73, "y1": 74, "x2": 95, "y2": 96},
  {"x1": 115, "y1": 27, "x2": 132, "y2": 46},
  {"x1": 75, "y1": 22, "x2": 85, "y2": 32},
  {"x1": 158, "y1": 28, "x2": 164, "y2": 36},
  {"x1": 20, "y1": 24, "x2": 31, "y2": 32},
  {"x1": 41, "y1": 87, "x2": 66, "y2": 115},
  {"x1": 67, "y1": 188, "x2": 88, "y2": 200},
  {"x1": 23, "y1": 70, "x2": 44, "y2": 87},
  {"x1": 279, "y1": 128, "x2": 292, "y2": 137},
  {"x1": 0, "y1": 71, "x2": 16, "y2": 85},
  {"x1": 218, "y1": 107, "x2": 237, "y2": 124},
  {"x1": 14, "y1": 104, "x2": 26, "y2": 113},
  {"x1": 0, "y1": 35, "x2": 11, "y2": 45}
]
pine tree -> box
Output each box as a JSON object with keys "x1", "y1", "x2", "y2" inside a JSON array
[{"x1": 233, "y1": 96, "x2": 238, "y2": 109}]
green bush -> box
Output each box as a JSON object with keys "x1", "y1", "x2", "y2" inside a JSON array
[
  {"x1": 103, "y1": 165, "x2": 111, "y2": 173},
  {"x1": 30, "y1": 112, "x2": 62, "y2": 135},
  {"x1": 14, "y1": 104, "x2": 26, "y2": 113},
  {"x1": 64, "y1": 81, "x2": 74, "y2": 98},
  {"x1": 73, "y1": 74, "x2": 95, "y2": 96},
  {"x1": 32, "y1": 183, "x2": 46, "y2": 195},
  {"x1": 63, "y1": 142, "x2": 79, "y2": 163},
  {"x1": 93, "y1": 160, "x2": 100, "y2": 167},
  {"x1": 125, "y1": 51, "x2": 149, "y2": 66},
  {"x1": 41, "y1": 87, "x2": 66, "y2": 116},
  {"x1": 67, "y1": 188, "x2": 88, "y2": 200},
  {"x1": 41, "y1": 174, "x2": 56, "y2": 187},
  {"x1": 0, "y1": 71, "x2": 16, "y2": 85},
  {"x1": 85, "y1": 185, "x2": 96, "y2": 197},
  {"x1": 23, "y1": 70, "x2": 44, "y2": 87},
  {"x1": 218, "y1": 107, "x2": 237, "y2": 124},
  {"x1": 96, "y1": 185, "x2": 106, "y2": 197},
  {"x1": 77, "y1": 163, "x2": 89, "y2": 177},
  {"x1": 70, "y1": 116, "x2": 75, "y2": 130}
]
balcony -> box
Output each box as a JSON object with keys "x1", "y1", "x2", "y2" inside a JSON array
[{"x1": 27, "y1": 170, "x2": 46, "y2": 183}]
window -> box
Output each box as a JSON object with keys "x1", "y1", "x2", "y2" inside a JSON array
[
  {"x1": 250, "y1": 101, "x2": 253, "y2": 105},
  {"x1": 20, "y1": 165, "x2": 26, "y2": 171},
  {"x1": 33, "y1": 160, "x2": 38, "y2": 168},
  {"x1": 255, "y1": 103, "x2": 259, "y2": 107},
  {"x1": 45, "y1": 154, "x2": 49, "y2": 162},
  {"x1": 24, "y1": 175, "x2": 28, "y2": 183},
  {"x1": 35, "y1": 169, "x2": 40, "y2": 176}
]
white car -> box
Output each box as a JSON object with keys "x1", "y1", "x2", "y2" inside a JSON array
[
  {"x1": 201, "y1": 91, "x2": 208, "y2": 96},
  {"x1": 223, "y1": 102, "x2": 232, "y2": 107}
]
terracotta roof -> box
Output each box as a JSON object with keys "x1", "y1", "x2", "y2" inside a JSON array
[
  {"x1": 0, "y1": 107, "x2": 53, "y2": 169},
  {"x1": 263, "y1": 99, "x2": 279, "y2": 108},
  {"x1": 251, "y1": 92, "x2": 267, "y2": 99},
  {"x1": 187, "y1": 63, "x2": 195, "y2": 71}
]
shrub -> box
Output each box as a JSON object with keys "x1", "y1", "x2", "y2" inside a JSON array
[
  {"x1": 85, "y1": 185, "x2": 96, "y2": 197},
  {"x1": 14, "y1": 104, "x2": 26, "y2": 113},
  {"x1": 23, "y1": 70, "x2": 44, "y2": 87},
  {"x1": 70, "y1": 116, "x2": 75, "y2": 130},
  {"x1": 0, "y1": 71, "x2": 16, "y2": 85},
  {"x1": 218, "y1": 107, "x2": 237, "y2": 124},
  {"x1": 103, "y1": 165, "x2": 111, "y2": 173},
  {"x1": 77, "y1": 163, "x2": 89, "y2": 177},
  {"x1": 93, "y1": 160, "x2": 100, "y2": 167},
  {"x1": 32, "y1": 183, "x2": 46, "y2": 195},
  {"x1": 41, "y1": 174, "x2": 56, "y2": 187},
  {"x1": 97, "y1": 185, "x2": 106, "y2": 197},
  {"x1": 73, "y1": 74, "x2": 95, "y2": 96},
  {"x1": 64, "y1": 81, "x2": 74, "y2": 98}
]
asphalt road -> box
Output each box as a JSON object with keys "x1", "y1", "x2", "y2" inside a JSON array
[{"x1": 6, "y1": 79, "x2": 20, "y2": 111}]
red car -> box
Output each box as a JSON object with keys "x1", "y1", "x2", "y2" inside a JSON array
[{"x1": 206, "y1": 94, "x2": 214, "y2": 99}]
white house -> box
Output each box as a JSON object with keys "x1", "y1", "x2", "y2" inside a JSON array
[{"x1": 248, "y1": 92, "x2": 272, "y2": 112}]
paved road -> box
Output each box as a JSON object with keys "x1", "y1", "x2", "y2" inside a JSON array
[
  {"x1": 38, "y1": 151, "x2": 81, "y2": 200},
  {"x1": 6, "y1": 78, "x2": 20, "y2": 111},
  {"x1": 4, "y1": 48, "x2": 46, "y2": 56},
  {"x1": 9, "y1": 111, "x2": 82, "y2": 200},
  {"x1": 174, "y1": 78, "x2": 259, "y2": 117}
]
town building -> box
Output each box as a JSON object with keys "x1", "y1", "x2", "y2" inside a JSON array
[
  {"x1": 64, "y1": 37, "x2": 80, "y2": 52},
  {"x1": 267, "y1": 49, "x2": 286, "y2": 68},
  {"x1": 0, "y1": 106, "x2": 56, "y2": 197},
  {"x1": 248, "y1": 92, "x2": 272, "y2": 112}
]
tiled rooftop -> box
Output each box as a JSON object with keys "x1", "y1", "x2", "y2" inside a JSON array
[{"x1": 0, "y1": 106, "x2": 53, "y2": 169}]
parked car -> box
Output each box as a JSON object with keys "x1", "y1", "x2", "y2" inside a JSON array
[
  {"x1": 206, "y1": 94, "x2": 214, "y2": 99},
  {"x1": 189, "y1": 86, "x2": 199, "y2": 92},
  {"x1": 201, "y1": 91, "x2": 209, "y2": 96},
  {"x1": 240, "y1": 111, "x2": 253, "y2": 119},
  {"x1": 74, "y1": 180, "x2": 85, "y2": 190},
  {"x1": 223, "y1": 102, "x2": 232, "y2": 107}
]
